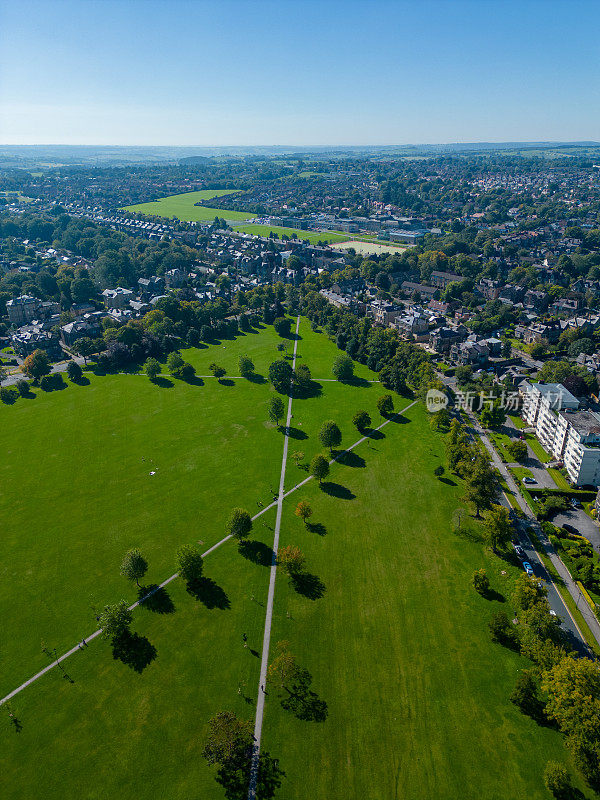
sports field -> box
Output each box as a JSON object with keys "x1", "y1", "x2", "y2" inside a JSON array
[
  {"x1": 332, "y1": 239, "x2": 408, "y2": 255},
  {"x1": 232, "y1": 223, "x2": 350, "y2": 245},
  {"x1": 0, "y1": 318, "x2": 580, "y2": 799},
  {"x1": 123, "y1": 189, "x2": 256, "y2": 222}
]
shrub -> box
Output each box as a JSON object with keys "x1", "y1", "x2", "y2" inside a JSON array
[
  {"x1": 0, "y1": 386, "x2": 17, "y2": 404},
  {"x1": 377, "y1": 394, "x2": 394, "y2": 417},
  {"x1": 66, "y1": 360, "x2": 83, "y2": 382},
  {"x1": 507, "y1": 440, "x2": 527, "y2": 462},
  {"x1": 353, "y1": 410, "x2": 371, "y2": 433},
  {"x1": 472, "y1": 568, "x2": 490, "y2": 595},
  {"x1": 15, "y1": 379, "x2": 30, "y2": 397},
  {"x1": 543, "y1": 761, "x2": 572, "y2": 798}
]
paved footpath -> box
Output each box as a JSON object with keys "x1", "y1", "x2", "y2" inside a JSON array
[
  {"x1": 247, "y1": 315, "x2": 301, "y2": 799},
  {"x1": 246, "y1": 386, "x2": 419, "y2": 798}
]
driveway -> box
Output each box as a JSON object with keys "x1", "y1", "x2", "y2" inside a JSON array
[{"x1": 552, "y1": 508, "x2": 600, "y2": 552}]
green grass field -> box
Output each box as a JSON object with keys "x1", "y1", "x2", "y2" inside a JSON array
[
  {"x1": 232, "y1": 223, "x2": 350, "y2": 245},
  {"x1": 123, "y1": 189, "x2": 256, "y2": 222},
  {"x1": 0, "y1": 319, "x2": 584, "y2": 799}
]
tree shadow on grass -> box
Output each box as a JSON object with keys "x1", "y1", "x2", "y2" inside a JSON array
[
  {"x1": 138, "y1": 584, "x2": 176, "y2": 614},
  {"x1": 483, "y1": 588, "x2": 505, "y2": 603},
  {"x1": 452, "y1": 525, "x2": 485, "y2": 544},
  {"x1": 340, "y1": 376, "x2": 371, "y2": 388},
  {"x1": 72, "y1": 375, "x2": 90, "y2": 386},
  {"x1": 186, "y1": 576, "x2": 230, "y2": 609},
  {"x1": 280, "y1": 669, "x2": 328, "y2": 722},
  {"x1": 439, "y1": 476, "x2": 457, "y2": 486},
  {"x1": 152, "y1": 376, "x2": 174, "y2": 388},
  {"x1": 112, "y1": 630, "x2": 157, "y2": 673},
  {"x1": 219, "y1": 378, "x2": 235, "y2": 387},
  {"x1": 306, "y1": 522, "x2": 327, "y2": 536},
  {"x1": 293, "y1": 381, "x2": 322, "y2": 400},
  {"x1": 186, "y1": 375, "x2": 204, "y2": 386},
  {"x1": 367, "y1": 428, "x2": 385, "y2": 440},
  {"x1": 336, "y1": 450, "x2": 366, "y2": 468},
  {"x1": 216, "y1": 751, "x2": 285, "y2": 800},
  {"x1": 320, "y1": 482, "x2": 356, "y2": 500},
  {"x1": 284, "y1": 426, "x2": 308, "y2": 440},
  {"x1": 238, "y1": 540, "x2": 273, "y2": 567},
  {"x1": 246, "y1": 373, "x2": 267, "y2": 384},
  {"x1": 290, "y1": 572, "x2": 326, "y2": 600}
]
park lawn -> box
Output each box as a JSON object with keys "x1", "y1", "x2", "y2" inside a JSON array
[
  {"x1": 1, "y1": 510, "x2": 276, "y2": 800},
  {"x1": 232, "y1": 224, "x2": 349, "y2": 245},
  {"x1": 293, "y1": 316, "x2": 376, "y2": 381},
  {"x1": 123, "y1": 190, "x2": 255, "y2": 222},
  {"x1": 0, "y1": 332, "x2": 291, "y2": 693},
  {"x1": 180, "y1": 321, "x2": 290, "y2": 378},
  {"x1": 261, "y1": 402, "x2": 581, "y2": 800}
]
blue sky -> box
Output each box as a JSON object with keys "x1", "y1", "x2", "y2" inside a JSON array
[{"x1": 0, "y1": 0, "x2": 598, "y2": 146}]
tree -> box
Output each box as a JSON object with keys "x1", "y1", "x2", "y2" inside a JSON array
[
  {"x1": 295, "y1": 500, "x2": 312, "y2": 525},
  {"x1": 294, "y1": 363, "x2": 312, "y2": 391},
  {"x1": 480, "y1": 401, "x2": 506, "y2": 429},
  {"x1": 353, "y1": 410, "x2": 371, "y2": 433},
  {"x1": 510, "y1": 669, "x2": 541, "y2": 716},
  {"x1": 267, "y1": 640, "x2": 301, "y2": 689},
  {"x1": 209, "y1": 362, "x2": 226, "y2": 382},
  {"x1": 22, "y1": 349, "x2": 51, "y2": 383},
  {"x1": 15, "y1": 379, "x2": 30, "y2": 397},
  {"x1": 278, "y1": 545, "x2": 305, "y2": 575},
  {"x1": 472, "y1": 568, "x2": 490, "y2": 595},
  {"x1": 512, "y1": 573, "x2": 546, "y2": 612},
  {"x1": 463, "y1": 457, "x2": 498, "y2": 517},
  {"x1": 332, "y1": 354, "x2": 354, "y2": 381},
  {"x1": 167, "y1": 351, "x2": 184, "y2": 376},
  {"x1": 484, "y1": 504, "x2": 512, "y2": 553},
  {"x1": 73, "y1": 336, "x2": 96, "y2": 364},
  {"x1": 179, "y1": 362, "x2": 196, "y2": 381},
  {"x1": 268, "y1": 395, "x2": 285, "y2": 427},
  {"x1": 120, "y1": 548, "x2": 148, "y2": 588},
  {"x1": 310, "y1": 454, "x2": 329, "y2": 484},
  {"x1": 507, "y1": 439, "x2": 527, "y2": 462},
  {"x1": 318, "y1": 420, "x2": 342, "y2": 454},
  {"x1": 273, "y1": 316, "x2": 292, "y2": 337},
  {"x1": 434, "y1": 465, "x2": 445, "y2": 478},
  {"x1": 377, "y1": 394, "x2": 394, "y2": 418},
  {"x1": 226, "y1": 507, "x2": 253, "y2": 540},
  {"x1": 238, "y1": 355, "x2": 254, "y2": 377},
  {"x1": 268, "y1": 359, "x2": 293, "y2": 393},
  {"x1": 202, "y1": 711, "x2": 253, "y2": 767},
  {"x1": 144, "y1": 357, "x2": 161, "y2": 381},
  {"x1": 543, "y1": 761, "x2": 573, "y2": 799},
  {"x1": 488, "y1": 610, "x2": 514, "y2": 644},
  {"x1": 66, "y1": 360, "x2": 83, "y2": 382},
  {"x1": 176, "y1": 544, "x2": 204, "y2": 583},
  {"x1": 99, "y1": 600, "x2": 132, "y2": 641}
]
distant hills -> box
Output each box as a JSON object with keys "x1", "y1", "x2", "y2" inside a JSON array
[{"x1": 1, "y1": 141, "x2": 599, "y2": 169}]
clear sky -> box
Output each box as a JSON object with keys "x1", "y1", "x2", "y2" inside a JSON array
[{"x1": 0, "y1": 0, "x2": 598, "y2": 146}]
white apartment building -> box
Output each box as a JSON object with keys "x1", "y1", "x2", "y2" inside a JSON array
[{"x1": 522, "y1": 382, "x2": 600, "y2": 486}]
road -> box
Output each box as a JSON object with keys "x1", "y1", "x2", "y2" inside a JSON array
[
  {"x1": 440, "y1": 372, "x2": 600, "y2": 653},
  {"x1": 1, "y1": 354, "x2": 85, "y2": 387}
]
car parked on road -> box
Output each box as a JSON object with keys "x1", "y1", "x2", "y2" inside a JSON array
[
  {"x1": 514, "y1": 544, "x2": 525, "y2": 559},
  {"x1": 522, "y1": 476, "x2": 536, "y2": 485},
  {"x1": 562, "y1": 523, "x2": 580, "y2": 535},
  {"x1": 523, "y1": 562, "x2": 534, "y2": 576},
  {"x1": 571, "y1": 499, "x2": 582, "y2": 509}
]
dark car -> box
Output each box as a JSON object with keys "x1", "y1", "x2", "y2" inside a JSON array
[{"x1": 562, "y1": 523, "x2": 579, "y2": 535}]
